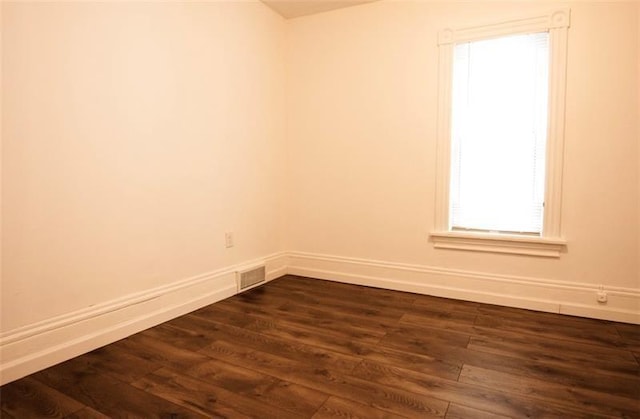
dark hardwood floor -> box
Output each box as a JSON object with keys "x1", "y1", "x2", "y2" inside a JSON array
[{"x1": 2, "y1": 275, "x2": 639, "y2": 418}]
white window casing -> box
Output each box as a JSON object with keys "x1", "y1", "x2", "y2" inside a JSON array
[{"x1": 431, "y1": 9, "x2": 570, "y2": 257}]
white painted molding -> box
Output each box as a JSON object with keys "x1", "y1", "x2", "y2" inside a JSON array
[
  {"x1": 0, "y1": 252, "x2": 288, "y2": 386},
  {"x1": 287, "y1": 251, "x2": 640, "y2": 325},
  {"x1": 438, "y1": 8, "x2": 570, "y2": 45},
  {"x1": 434, "y1": 8, "x2": 571, "y2": 253},
  {"x1": 2, "y1": 248, "x2": 637, "y2": 386},
  {"x1": 434, "y1": 29, "x2": 453, "y2": 233},
  {"x1": 542, "y1": 12, "x2": 570, "y2": 238},
  {"x1": 430, "y1": 231, "x2": 567, "y2": 257}
]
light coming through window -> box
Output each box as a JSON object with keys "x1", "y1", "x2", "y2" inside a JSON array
[{"x1": 449, "y1": 32, "x2": 549, "y2": 235}]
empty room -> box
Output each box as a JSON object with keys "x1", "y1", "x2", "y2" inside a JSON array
[{"x1": 1, "y1": 0, "x2": 639, "y2": 417}]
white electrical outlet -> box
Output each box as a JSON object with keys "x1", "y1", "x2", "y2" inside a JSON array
[
  {"x1": 225, "y1": 232, "x2": 234, "y2": 248},
  {"x1": 597, "y1": 289, "x2": 607, "y2": 304}
]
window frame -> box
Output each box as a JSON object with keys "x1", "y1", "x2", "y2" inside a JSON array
[{"x1": 431, "y1": 9, "x2": 571, "y2": 258}]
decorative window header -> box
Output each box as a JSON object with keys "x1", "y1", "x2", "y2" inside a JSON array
[{"x1": 438, "y1": 9, "x2": 570, "y2": 45}]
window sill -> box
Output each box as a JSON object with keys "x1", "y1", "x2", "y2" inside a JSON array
[{"x1": 430, "y1": 231, "x2": 567, "y2": 258}]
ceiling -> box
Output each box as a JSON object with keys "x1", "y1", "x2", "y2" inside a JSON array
[{"x1": 261, "y1": 0, "x2": 379, "y2": 19}]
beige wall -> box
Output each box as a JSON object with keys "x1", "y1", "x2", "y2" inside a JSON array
[
  {"x1": 1, "y1": 1, "x2": 286, "y2": 332},
  {"x1": 286, "y1": 1, "x2": 639, "y2": 289},
  {"x1": 0, "y1": 1, "x2": 3, "y2": 323},
  {"x1": 5, "y1": 0, "x2": 638, "y2": 385},
  {"x1": 1, "y1": 0, "x2": 638, "y2": 344}
]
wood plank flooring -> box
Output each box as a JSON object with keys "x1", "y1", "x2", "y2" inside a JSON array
[{"x1": 2, "y1": 275, "x2": 639, "y2": 418}]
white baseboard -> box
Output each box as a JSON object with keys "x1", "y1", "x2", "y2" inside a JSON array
[
  {"x1": 287, "y1": 251, "x2": 640, "y2": 325},
  {"x1": 2, "y1": 249, "x2": 637, "y2": 385},
  {"x1": 0, "y1": 252, "x2": 288, "y2": 386}
]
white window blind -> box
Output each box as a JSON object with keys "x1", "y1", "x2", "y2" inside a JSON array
[{"x1": 450, "y1": 32, "x2": 549, "y2": 235}]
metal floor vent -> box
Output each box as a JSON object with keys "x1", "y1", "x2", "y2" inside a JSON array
[{"x1": 236, "y1": 265, "x2": 266, "y2": 292}]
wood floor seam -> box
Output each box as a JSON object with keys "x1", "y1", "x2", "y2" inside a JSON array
[{"x1": 3, "y1": 274, "x2": 638, "y2": 418}]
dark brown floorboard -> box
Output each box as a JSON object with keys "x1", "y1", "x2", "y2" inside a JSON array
[{"x1": 2, "y1": 275, "x2": 639, "y2": 418}]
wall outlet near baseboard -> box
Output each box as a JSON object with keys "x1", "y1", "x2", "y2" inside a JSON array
[{"x1": 597, "y1": 289, "x2": 608, "y2": 304}]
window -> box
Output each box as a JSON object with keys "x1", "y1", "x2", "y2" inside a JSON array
[
  {"x1": 451, "y1": 32, "x2": 549, "y2": 235},
  {"x1": 431, "y1": 10, "x2": 570, "y2": 257}
]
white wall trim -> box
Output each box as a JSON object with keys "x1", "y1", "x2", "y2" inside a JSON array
[
  {"x1": 430, "y1": 231, "x2": 567, "y2": 258},
  {"x1": 438, "y1": 8, "x2": 570, "y2": 45},
  {"x1": 0, "y1": 251, "x2": 288, "y2": 386},
  {"x1": 434, "y1": 8, "x2": 571, "y2": 250},
  {"x1": 287, "y1": 251, "x2": 640, "y2": 324},
  {"x1": 2, "y1": 249, "x2": 638, "y2": 385}
]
